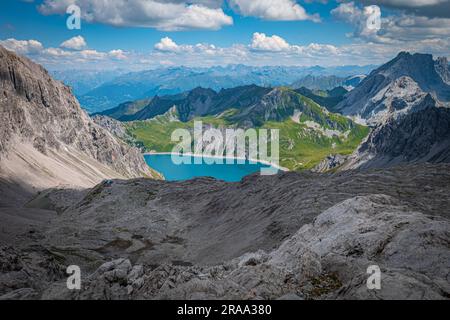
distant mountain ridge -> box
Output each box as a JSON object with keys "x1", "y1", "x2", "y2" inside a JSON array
[
  {"x1": 50, "y1": 69, "x2": 126, "y2": 96},
  {"x1": 77, "y1": 64, "x2": 375, "y2": 113},
  {"x1": 291, "y1": 74, "x2": 365, "y2": 91}
]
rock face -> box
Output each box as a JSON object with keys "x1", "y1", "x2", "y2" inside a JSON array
[
  {"x1": 340, "y1": 78, "x2": 450, "y2": 169},
  {"x1": 0, "y1": 163, "x2": 449, "y2": 299},
  {"x1": 332, "y1": 63, "x2": 450, "y2": 170},
  {"x1": 0, "y1": 45, "x2": 159, "y2": 192},
  {"x1": 352, "y1": 76, "x2": 431, "y2": 126},
  {"x1": 335, "y1": 52, "x2": 450, "y2": 121},
  {"x1": 346, "y1": 102, "x2": 450, "y2": 169},
  {"x1": 91, "y1": 115, "x2": 131, "y2": 142}
]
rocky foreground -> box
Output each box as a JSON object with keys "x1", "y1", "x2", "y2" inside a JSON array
[{"x1": 0, "y1": 164, "x2": 449, "y2": 300}]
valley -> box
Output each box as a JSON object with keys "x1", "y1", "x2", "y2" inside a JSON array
[{"x1": 124, "y1": 110, "x2": 368, "y2": 171}]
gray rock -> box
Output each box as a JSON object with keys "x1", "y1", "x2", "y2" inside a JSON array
[
  {"x1": 0, "y1": 45, "x2": 161, "y2": 192},
  {"x1": 335, "y1": 52, "x2": 450, "y2": 119},
  {"x1": 345, "y1": 98, "x2": 450, "y2": 169}
]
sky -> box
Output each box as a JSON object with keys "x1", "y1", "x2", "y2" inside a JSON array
[{"x1": 0, "y1": 0, "x2": 449, "y2": 70}]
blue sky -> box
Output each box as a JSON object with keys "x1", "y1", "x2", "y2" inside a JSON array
[{"x1": 0, "y1": 0, "x2": 449, "y2": 70}]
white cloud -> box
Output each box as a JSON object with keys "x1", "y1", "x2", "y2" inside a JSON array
[
  {"x1": 109, "y1": 49, "x2": 127, "y2": 60},
  {"x1": 250, "y1": 32, "x2": 291, "y2": 51},
  {"x1": 332, "y1": 2, "x2": 361, "y2": 24},
  {"x1": 230, "y1": 0, "x2": 320, "y2": 21},
  {"x1": 79, "y1": 49, "x2": 106, "y2": 60},
  {"x1": 43, "y1": 47, "x2": 73, "y2": 57},
  {"x1": 249, "y1": 32, "x2": 340, "y2": 57},
  {"x1": 38, "y1": 0, "x2": 233, "y2": 31},
  {"x1": 154, "y1": 37, "x2": 220, "y2": 55},
  {"x1": 60, "y1": 36, "x2": 87, "y2": 50},
  {"x1": 298, "y1": 43, "x2": 340, "y2": 56},
  {"x1": 155, "y1": 37, "x2": 182, "y2": 52},
  {"x1": 0, "y1": 39, "x2": 43, "y2": 55}
]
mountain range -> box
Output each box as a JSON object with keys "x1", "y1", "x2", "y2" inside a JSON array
[
  {"x1": 49, "y1": 69, "x2": 127, "y2": 96},
  {"x1": 69, "y1": 64, "x2": 374, "y2": 113},
  {"x1": 97, "y1": 84, "x2": 351, "y2": 122},
  {"x1": 1, "y1": 46, "x2": 450, "y2": 300},
  {"x1": 291, "y1": 74, "x2": 366, "y2": 91}
]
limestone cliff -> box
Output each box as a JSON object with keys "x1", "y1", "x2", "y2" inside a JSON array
[{"x1": 0, "y1": 45, "x2": 160, "y2": 193}]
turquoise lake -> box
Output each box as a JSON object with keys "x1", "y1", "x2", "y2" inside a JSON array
[{"x1": 144, "y1": 154, "x2": 277, "y2": 182}]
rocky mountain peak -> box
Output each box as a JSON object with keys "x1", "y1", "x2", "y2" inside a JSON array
[
  {"x1": 336, "y1": 52, "x2": 450, "y2": 122},
  {"x1": 0, "y1": 45, "x2": 159, "y2": 190}
]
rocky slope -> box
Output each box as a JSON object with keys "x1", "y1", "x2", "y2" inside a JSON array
[
  {"x1": 0, "y1": 164, "x2": 449, "y2": 299},
  {"x1": 345, "y1": 100, "x2": 450, "y2": 169},
  {"x1": 351, "y1": 76, "x2": 432, "y2": 126},
  {"x1": 336, "y1": 76, "x2": 450, "y2": 169},
  {"x1": 0, "y1": 45, "x2": 159, "y2": 194},
  {"x1": 335, "y1": 52, "x2": 450, "y2": 122}
]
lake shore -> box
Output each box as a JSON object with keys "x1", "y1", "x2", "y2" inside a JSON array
[{"x1": 143, "y1": 152, "x2": 290, "y2": 172}]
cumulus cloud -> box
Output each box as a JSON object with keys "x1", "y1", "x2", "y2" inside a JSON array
[
  {"x1": 154, "y1": 37, "x2": 182, "y2": 52},
  {"x1": 249, "y1": 32, "x2": 340, "y2": 58},
  {"x1": 230, "y1": 0, "x2": 320, "y2": 21},
  {"x1": 154, "y1": 37, "x2": 222, "y2": 56},
  {"x1": 60, "y1": 36, "x2": 87, "y2": 50},
  {"x1": 38, "y1": 0, "x2": 233, "y2": 31},
  {"x1": 250, "y1": 32, "x2": 291, "y2": 51},
  {"x1": 109, "y1": 49, "x2": 127, "y2": 60}
]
